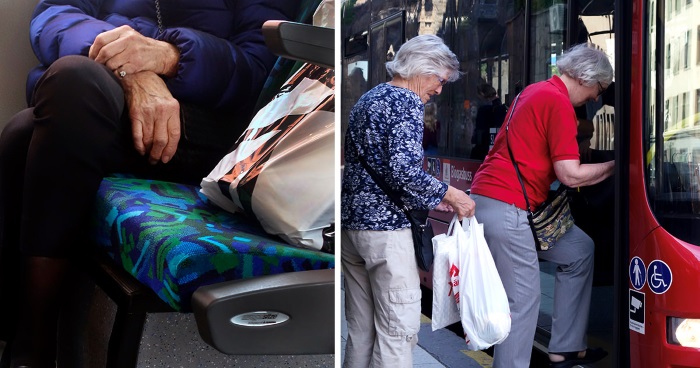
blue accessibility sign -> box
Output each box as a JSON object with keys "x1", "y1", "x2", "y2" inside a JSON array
[
  {"x1": 647, "y1": 260, "x2": 672, "y2": 294},
  {"x1": 629, "y1": 256, "x2": 646, "y2": 290}
]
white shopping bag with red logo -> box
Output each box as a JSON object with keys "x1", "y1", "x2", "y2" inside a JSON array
[
  {"x1": 457, "y1": 216, "x2": 511, "y2": 350},
  {"x1": 430, "y1": 215, "x2": 462, "y2": 331}
]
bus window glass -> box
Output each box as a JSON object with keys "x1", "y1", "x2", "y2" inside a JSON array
[
  {"x1": 529, "y1": 2, "x2": 616, "y2": 156},
  {"x1": 646, "y1": 0, "x2": 700, "y2": 244},
  {"x1": 342, "y1": 56, "x2": 368, "y2": 147},
  {"x1": 369, "y1": 12, "x2": 404, "y2": 89},
  {"x1": 340, "y1": 0, "x2": 529, "y2": 162},
  {"x1": 435, "y1": 0, "x2": 524, "y2": 160},
  {"x1": 579, "y1": 12, "x2": 615, "y2": 153},
  {"x1": 529, "y1": 1, "x2": 567, "y2": 83}
]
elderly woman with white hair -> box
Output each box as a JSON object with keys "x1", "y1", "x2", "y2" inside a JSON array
[
  {"x1": 469, "y1": 43, "x2": 615, "y2": 368},
  {"x1": 341, "y1": 34, "x2": 475, "y2": 367}
]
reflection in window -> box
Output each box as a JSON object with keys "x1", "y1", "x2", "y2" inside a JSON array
[
  {"x1": 682, "y1": 92, "x2": 689, "y2": 126},
  {"x1": 696, "y1": 89, "x2": 700, "y2": 124},
  {"x1": 646, "y1": 0, "x2": 700, "y2": 245},
  {"x1": 684, "y1": 30, "x2": 691, "y2": 70},
  {"x1": 697, "y1": 26, "x2": 700, "y2": 64},
  {"x1": 529, "y1": 1, "x2": 566, "y2": 83},
  {"x1": 369, "y1": 12, "x2": 404, "y2": 89}
]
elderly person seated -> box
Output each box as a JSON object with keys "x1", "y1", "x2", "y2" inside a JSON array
[{"x1": 0, "y1": 1, "x2": 298, "y2": 366}]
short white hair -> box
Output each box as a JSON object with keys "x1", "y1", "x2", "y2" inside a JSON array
[
  {"x1": 385, "y1": 34, "x2": 461, "y2": 82},
  {"x1": 557, "y1": 43, "x2": 614, "y2": 86}
]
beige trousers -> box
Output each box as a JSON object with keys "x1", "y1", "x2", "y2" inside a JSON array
[{"x1": 342, "y1": 228, "x2": 421, "y2": 368}]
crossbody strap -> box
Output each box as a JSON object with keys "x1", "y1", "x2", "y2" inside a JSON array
[
  {"x1": 347, "y1": 131, "x2": 413, "y2": 218},
  {"x1": 503, "y1": 93, "x2": 534, "y2": 216},
  {"x1": 504, "y1": 93, "x2": 542, "y2": 247}
]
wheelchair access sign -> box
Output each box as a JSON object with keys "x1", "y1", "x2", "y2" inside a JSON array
[{"x1": 647, "y1": 260, "x2": 672, "y2": 294}]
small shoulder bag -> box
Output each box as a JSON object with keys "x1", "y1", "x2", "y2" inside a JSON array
[
  {"x1": 504, "y1": 94, "x2": 575, "y2": 251},
  {"x1": 347, "y1": 132, "x2": 434, "y2": 271}
]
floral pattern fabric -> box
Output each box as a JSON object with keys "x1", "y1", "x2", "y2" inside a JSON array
[{"x1": 341, "y1": 83, "x2": 447, "y2": 231}]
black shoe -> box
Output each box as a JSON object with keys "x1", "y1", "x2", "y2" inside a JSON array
[{"x1": 549, "y1": 347, "x2": 608, "y2": 368}]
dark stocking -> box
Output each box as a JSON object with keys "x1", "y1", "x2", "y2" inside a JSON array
[{"x1": 11, "y1": 256, "x2": 70, "y2": 368}]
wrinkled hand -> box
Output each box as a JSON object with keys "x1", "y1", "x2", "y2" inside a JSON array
[
  {"x1": 433, "y1": 201, "x2": 454, "y2": 213},
  {"x1": 442, "y1": 186, "x2": 476, "y2": 220},
  {"x1": 121, "y1": 71, "x2": 180, "y2": 164},
  {"x1": 89, "y1": 25, "x2": 179, "y2": 78}
]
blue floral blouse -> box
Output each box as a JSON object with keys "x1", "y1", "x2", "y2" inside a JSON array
[{"x1": 341, "y1": 83, "x2": 448, "y2": 231}]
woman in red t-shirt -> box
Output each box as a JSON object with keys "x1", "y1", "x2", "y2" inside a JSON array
[{"x1": 470, "y1": 44, "x2": 615, "y2": 368}]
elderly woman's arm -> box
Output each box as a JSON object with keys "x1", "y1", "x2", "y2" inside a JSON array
[
  {"x1": 553, "y1": 159, "x2": 615, "y2": 187},
  {"x1": 29, "y1": 0, "x2": 298, "y2": 108}
]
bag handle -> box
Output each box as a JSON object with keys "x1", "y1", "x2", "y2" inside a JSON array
[
  {"x1": 446, "y1": 215, "x2": 477, "y2": 237},
  {"x1": 445, "y1": 214, "x2": 464, "y2": 236}
]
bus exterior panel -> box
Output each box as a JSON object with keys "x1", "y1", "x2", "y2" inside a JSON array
[{"x1": 628, "y1": 228, "x2": 700, "y2": 368}]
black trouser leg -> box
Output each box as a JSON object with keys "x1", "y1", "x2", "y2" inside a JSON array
[
  {"x1": 1, "y1": 55, "x2": 132, "y2": 367},
  {"x1": 0, "y1": 109, "x2": 33, "y2": 345},
  {"x1": 11, "y1": 257, "x2": 71, "y2": 368}
]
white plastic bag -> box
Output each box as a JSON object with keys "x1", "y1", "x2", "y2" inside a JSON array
[
  {"x1": 200, "y1": 64, "x2": 334, "y2": 249},
  {"x1": 313, "y1": 0, "x2": 334, "y2": 28},
  {"x1": 430, "y1": 215, "x2": 462, "y2": 331},
  {"x1": 457, "y1": 217, "x2": 511, "y2": 350}
]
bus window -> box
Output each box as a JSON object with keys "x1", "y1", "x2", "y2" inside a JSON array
[
  {"x1": 342, "y1": 57, "x2": 368, "y2": 147},
  {"x1": 646, "y1": 0, "x2": 700, "y2": 245},
  {"x1": 369, "y1": 12, "x2": 404, "y2": 89},
  {"x1": 439, "y1": 0, "x2": 525, "y2": 159},
  {"x1": 530, "y1": 2, "x2": 616, "y2": 133},
  {"x1": 529, "y1": 1, "x2": 567, "y2": 82}
]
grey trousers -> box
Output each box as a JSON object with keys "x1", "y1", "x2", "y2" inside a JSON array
[
  {"x1": 471, "y1": 194, "x2": 594, "y2": 368},
  {"x1": 341, "y1": 228, "x2": 421, "y2": 368}
]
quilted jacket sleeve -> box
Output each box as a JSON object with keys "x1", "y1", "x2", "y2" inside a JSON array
[
  {"x1": 30, "y1": 0, "x2": 115, "y2": 64},
  {"x1": 158, "y1": 1, "x2": 297, "y2": 108},
  {"x1": 29, "y1": 0, "x2": 299, "y2": 109}
]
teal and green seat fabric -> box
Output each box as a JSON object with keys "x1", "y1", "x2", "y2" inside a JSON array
[{"x1": 92, "y1": 176, "x2": 335, "y2": 312}]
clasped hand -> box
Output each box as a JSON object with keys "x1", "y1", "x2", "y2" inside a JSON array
[
  {"x1": 435, "y1": 186, "x2": 476, "y2": 220},
  {"x1": 89, "y1": 25, "x2": 181, "y2": 164},
  {"x1": 88, "y1": 25, "x2": 179, "y2": 77}
]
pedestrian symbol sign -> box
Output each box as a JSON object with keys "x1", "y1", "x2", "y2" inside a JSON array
[
  {"x1": 629, "y1": 289, "x2": 645, "y2": 334},
  {"x1": 629, "y1": 256, "x2": 646, "y2": 290},
  {"x1": 647, "y1": 260, "x2": 672, "y2": 294}
]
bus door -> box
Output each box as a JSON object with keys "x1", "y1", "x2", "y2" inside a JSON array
[{"x1": 627, "y1": 0, "x2": 700, "y2": 366}]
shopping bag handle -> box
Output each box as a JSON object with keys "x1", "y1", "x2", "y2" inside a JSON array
[
  {"x1": 446, "y1": 214, "x2": 459, "y2": 236},
  {"x1": 447, "y1": 215, "x2": 476, "y2": 236}
]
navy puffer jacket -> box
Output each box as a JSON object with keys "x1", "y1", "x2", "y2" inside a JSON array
[{"x1": 27, "y1": 0, "x2": 299, "y2": 110}]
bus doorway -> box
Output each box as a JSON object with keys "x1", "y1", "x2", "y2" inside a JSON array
[{"x1": 533, "y1": 3, "x2": 618, "y2": 367}]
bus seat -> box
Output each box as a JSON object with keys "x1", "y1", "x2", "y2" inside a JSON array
[
  {"x1": 192, "y1": 268, "x2": 334, "y2": 355},
  {"x1": 663, "y1": 162, "x2": 685, "y2": 193},
  {"x1": 86, "y1": 1, "x2": 335, "y2": 365},
  {"x1": 92, "y1": 176, "x2": 334, "y2": 313},
  {"x1": 655, "y1": 162, "x2": 694, "y2": 214}
]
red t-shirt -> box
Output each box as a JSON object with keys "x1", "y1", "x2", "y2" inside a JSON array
[{"x1": 470, "y1": 76, "x2": 579, "y2": 210}]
